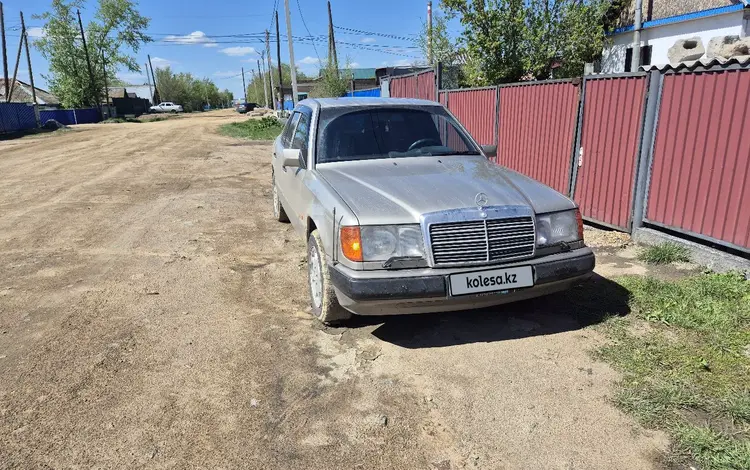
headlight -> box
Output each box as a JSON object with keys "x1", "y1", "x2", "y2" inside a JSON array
[
  {"x1": 358, "y1": 225, "x2": 425, "y2": 261},
  {"x1": 535, "y1": 209, "x2": 582, "y2": 246}
]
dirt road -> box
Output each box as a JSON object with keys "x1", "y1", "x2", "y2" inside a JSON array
[{"x1": 0, "y1": 111, "x2": 666, "y2": 469}]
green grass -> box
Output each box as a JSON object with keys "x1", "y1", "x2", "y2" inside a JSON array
[
  {"x1": 595, "y1": 272, "x2": 750, "y2": 469},
  {"x1": 638, "y1": 242, "x2": 691, "y2": 264},
  {"x1": 218, "y1": 116, "x2": 283, "y2": 141},
  {"x1": 103, "y1": 117, "x2": 141, "y2": 124}
]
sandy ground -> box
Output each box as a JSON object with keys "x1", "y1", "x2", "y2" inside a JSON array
[{"x1": 1, "y1": 110, "x2": 673, "y2": 469}]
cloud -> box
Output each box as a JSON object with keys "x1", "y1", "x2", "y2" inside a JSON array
[
  {"x1": 150, "y1": 57, "x2": 175, "y2": 68},
  {"x1": 298, "y1": 56, "x2": 320, "y2": 65},
  {"x1": 213, "y1": 70, "x2": 241, "y2": 78},
  {"x1": 349, "y1": 62, "x2": 360, "y2": 68},
  {"x1": 380, "y1": 59, "x2": 414, "y2": 67},
  {"x1": 360, "y1": 37, "x2": 376, "y2": 44},
  {"x1": 163, "y1": 31, "x2": 217, "y2": 47},
  {"x1": 117, "y1": 72, "x2": 147, "y2": 84},
  {"x1": 26, "y1": 27, "x2": 45, "y2": 39},
  {"x1": 220, "y1": 46, "x2": 257, "y2": 57}
]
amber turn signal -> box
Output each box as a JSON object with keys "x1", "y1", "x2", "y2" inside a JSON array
[{"x1": 340, "y1": 226, "x2": 363, "y2": 262}]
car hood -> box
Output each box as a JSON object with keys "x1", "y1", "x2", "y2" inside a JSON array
[{"x1": 316, "y1": 156, "x2": 575, "y2": 225}]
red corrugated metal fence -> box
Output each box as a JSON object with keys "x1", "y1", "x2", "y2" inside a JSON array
[
  {"x1": 645, "y1": 69, "x2": 750, "y2": 250},
  {"x1": 445, "y1": 87, "x2": 497, "y2": 146},
  {"x1": 389, "y1": 70, "x2": 436, "y2": 101},
  {"x1": 573, "y1": 75, "x2": 647, "y2": 231},
  {"x1": 416, "y1": 70, "x2": 436, "y2": 101},
  {"x1": 389, "y1": 74, "x2": 417, "y2": 99},
  {"x1": 496, "y1": 81, "x2": 580, "y2": 195}
]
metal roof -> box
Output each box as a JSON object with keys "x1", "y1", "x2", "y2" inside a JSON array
[
  {"x1": 301, "y1": 97, "x2": 441, "y2": 109},
  {"x1": 343, "y1": 68, "x2": 377, "y2": 80},
  {"x1": 642, "y1": 55, "x2": 750, "y2": 71},
  {"x1": 612, "y1": 3, "x2": 745, "y2": 35}
]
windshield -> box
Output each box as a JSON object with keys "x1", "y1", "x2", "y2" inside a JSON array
[{"x1": 316, "y1": 106, "x2": 481, "y2": 163}]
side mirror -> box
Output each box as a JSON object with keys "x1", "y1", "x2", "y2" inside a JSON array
[
  {"x1": 281, "y1": 148, "x2": 302, "y2": 168},
  {"x1": 481, "y1": 145, "x2": 497, "y2": 159}
]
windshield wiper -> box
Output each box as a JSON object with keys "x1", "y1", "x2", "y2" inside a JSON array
[{"x1": 428, "y1": 150, "x2": 481, "y2": 156}]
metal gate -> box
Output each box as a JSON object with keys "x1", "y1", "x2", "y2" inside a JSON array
[
  {"x1": 496, "y1": 80, "x2": 580, "y2": 195},
  {"x1": 572, "y1": 74, "x2": 648, "y2": 231},
  {"x1": 444, "y1": 87, "x2": 497, "y2": 146},
  {"x1": 644, "y1": 69, "x2": 750, "y2": 252}
]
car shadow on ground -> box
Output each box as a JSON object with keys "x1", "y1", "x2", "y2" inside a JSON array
[{"x1": 345, "y1": 274, "x2": 631, "y2": 349}]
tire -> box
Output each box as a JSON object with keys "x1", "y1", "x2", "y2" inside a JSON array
[
  {"x1": 308, "y1": 230, "x2": 352, "y2": 325},
  {"x1": 272, "y1": 174, "x2": 289, "y2": 223}
]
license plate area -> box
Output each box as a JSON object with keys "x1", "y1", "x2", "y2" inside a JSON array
[{"x1": 449, "y1": 266, "x2": 533, "y2": 296}]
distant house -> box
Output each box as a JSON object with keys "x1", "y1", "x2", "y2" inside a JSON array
[
  {"x1": 106, "y1": 85, "x2": 154, "y2": 105},
  {"x1": 601, "y1": 0, "x2": 749, "y2": 72},
  {"x1": 0, "y1": 79, "x2": 61, "y2": 107},
  {"x1": 343, "y1": 67, "x2": 378, "y2": 90}
]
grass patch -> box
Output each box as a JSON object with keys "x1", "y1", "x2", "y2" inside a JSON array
[
  {"x1": 219, "y1": 116, "x2": 282, "y2": 141},
  {"x1": 103, "y1": 117, "x2": 140, "y2": 124},
  {"x1": 638, "y1": 242, "x2": 691, "y2": 264},
  {"x1": 596, "y1": 272, "x2": 750, "y2": 469}
]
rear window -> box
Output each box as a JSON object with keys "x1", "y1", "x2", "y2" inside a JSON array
[{"x1": 316, "y1": 106, "x2": 479, "y2": 164}]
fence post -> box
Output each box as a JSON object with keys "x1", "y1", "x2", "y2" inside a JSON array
[
  {"x1": 494, "y1": 86, "x2": 500, "y2": 150},
  {"x1": 631, "y1": 70, "x2": 663, "y2": 231},
  {"x1": 435, "y1": 62, "x2": 441, "y2": 99},
  {"x1": 568, "y1": 78, "x2": 587, "y2": 198},
  {"x1": 73, "y1": 109, "x2": 78, "y2": 125}
]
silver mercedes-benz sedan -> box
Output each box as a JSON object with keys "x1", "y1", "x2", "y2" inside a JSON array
[{"x1": 272, "y1": 97, "x2": 594, "y2": 324}]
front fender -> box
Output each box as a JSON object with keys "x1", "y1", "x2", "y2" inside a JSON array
[{"x1": 304, "y1": 171, "x2": 360, "y2": 269}]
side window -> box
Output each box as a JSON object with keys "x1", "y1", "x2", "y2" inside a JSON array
[
  {"x1": 281, "y1": 112, "x2": 300, "y2": 148},
  {"x1": 291, "y1": 113, "x2": 310, "y2": 153}
]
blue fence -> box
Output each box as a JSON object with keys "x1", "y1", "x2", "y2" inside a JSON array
[
  {"x1": 0, "y1": 103, "x2": 38, "y2": 134},
  {"x1": 345, "y1": 87, "x2": 381, "y2": 98},
  {"x1": 39, "y1": 107, "x2": 101, "y2": 126}
]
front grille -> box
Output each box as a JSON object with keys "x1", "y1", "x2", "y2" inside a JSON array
[{"x1": 429, "y1": 216, "x2": 535, "y2": 265}]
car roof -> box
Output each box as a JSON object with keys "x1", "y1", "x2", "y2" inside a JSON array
[{"x1": 299, "y1": 97, "x2": 442, "y2": 110}]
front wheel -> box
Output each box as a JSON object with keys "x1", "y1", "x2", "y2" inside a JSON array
[{"x1": 308, "y1": 230, "x2": 351, "y2": 325}]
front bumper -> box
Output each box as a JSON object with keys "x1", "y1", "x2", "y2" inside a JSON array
[{"x1": 329, "y1": 248, "x2": 595, "y2": 316}]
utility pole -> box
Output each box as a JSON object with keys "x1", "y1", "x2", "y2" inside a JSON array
[
  {"x1": 241, "y1": 66, "x2": 247, "y2": 103},
  {"x1": 258, "y1": 58, "x2": 268, "y2": 108},
  {"x1": 265, "y1": 30, "x2": 276, "y2": 110},
  {"x1": 101, "y1": 49, "x2": 109, "y2": 116},
  {"x1": 1, "y1": 2, "x2": 9, "y2": 100},
  {"x1": 7, "y1": 10, "x2": 22, "y2": 102},
  {"x1": 427, "y1": 1, "x2": 433, "y2": 65},
  {"x1": 275, "y1": 11, "x2": 284, "y2": 110},
  {"x1": 20, "y1": 12, "x2": 37, "y2": 108},
  {"x1": 252, "y1": 70, "x2": 260, "y2": 102},
  {"x1": 284, "y1": 0, "x2": 298, "y2": 107},
  {"x1": 632, "y1": 0, "x2": 642, "y2": 72},
  {"x1": 145, "y1": 62, "x2": 153, "y2": 104},
  {"x1": 147, "y1": 54, "x2": 158, "y2": 102},
  {"x1": 77, "y1": 9, "x2": 99, "y2": 112},
  {"x1": 327, "y1": 1, "x2": 338, "y2": 76}
]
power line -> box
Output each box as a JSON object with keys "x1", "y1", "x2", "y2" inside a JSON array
[
  {"x1": 333, "y1": 25, "x2": 418, "y2": 43},
  {"x1": 296, "y1": 0, "x2": 321, "y2": 64}
]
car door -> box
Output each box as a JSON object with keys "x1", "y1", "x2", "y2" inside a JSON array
[
  {"x1": 273, "y1": 112, "x2": 301, "y2": 225},
  {"x1": 285, "y1": 106, "x2": 314, "y2": 229}
]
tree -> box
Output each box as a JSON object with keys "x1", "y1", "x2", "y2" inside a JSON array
[
  {"x1": 245, "y1": 63, "x2": 310, "y2": 104},
  {"x1": 154, "y1": 67, "x2": 229, "y2": 111},
  {"x1": 416, "y1": 12, "x2": 459, "y2": 65},
  {"x1": 33, "y1": 0, "x2": 151, "y2": 108},
  {"x1": 441, "y1": 0, "x2": 609, "y2": 84},
  {"x1": 309, "y1": 59, "x2": 349, "y2": 98}
]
